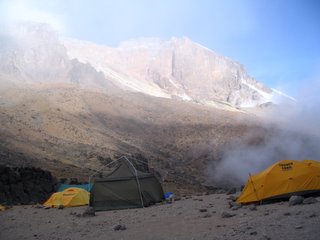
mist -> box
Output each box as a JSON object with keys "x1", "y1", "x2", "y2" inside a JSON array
[{"x1": 208, "y1": 80, "x2": 320, "y2": 187}]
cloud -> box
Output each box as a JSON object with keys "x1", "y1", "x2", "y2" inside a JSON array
[
  {"x1": 0, "y1": 0, "x2": 66, "y2": 33},
  {"x1": 207, "y1": 76, "x2": 320, "y2": 187}
]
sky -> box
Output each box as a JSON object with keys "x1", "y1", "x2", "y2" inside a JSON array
[{"x1": 1, "y1": 0, "x2": 319, "y2": 97}]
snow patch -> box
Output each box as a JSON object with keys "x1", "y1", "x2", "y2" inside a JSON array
[
  {"x1": 271, "y1": 88, "x2": 297, "y2": 102},
  {"x1": 242, "y1": 81, "x2": 273, "y2": 101}
]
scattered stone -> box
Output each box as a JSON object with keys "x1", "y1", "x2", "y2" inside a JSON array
[
  {"x1": 57, "y1": 205, "x2": 64, "y2": 210},
  {"x1": 264, "y1": 212, "x2": 269, "y2": 216},
  {"x1": 113, "y1": 224, "x2": 127, "y2": 231},
  {"x1": 82, "y1": 207, "x2": 95, "y2": 217},
  {"x1": 216, "y1": 189, "x2": 226, "y2": 194},
  {"x1": 261, "y1": 234, "x2": 271, "y2": 240},
  {"x1": 226, "y1": 188, "x2": 237, "y2": 195},
  {"x1": 231, "y1": 206, "x2": 241, "y2": 211},
  {"x1": 216, "y1": 224, "x2": 226, "y2": 228},
  {"x1": 44, "y1": 206, "x2": 50, "y2": 210},
  {"x1": 226, "y1": 195, "x2": 237, "y2": 201},
  {"x1": 307, "y1": 213, "x2": 317, "y2": 218},
  {"x1": 295, "y1": 225, "x2": 303, "y2": 229},
  {"x1": 221, "y1": 212, "x2": 236, "y2": 218},
  {"x1": 249, "y1": 231, "x2": 258, "y2": 235},
  {"x1": 175, "y1": 197, "x2": 181, "y2": 201},
  {"x1": 303, "y1": 197, "x2": 317, "y2": 204},
  {"x1": 249, "y1": 205, "x2": 257, "y2": 211},
  {"x1": 34, "y1": 204, "x2": 43, "y2": 209},
  {"x1": 228, "y1": 201, "x2": 241, "y2": 209},
  {"x1": 283, "y1": 212, "x2": 291, "y2": 216},
  {"x1": 202, "y1": 214, "x2": 212, "y2": 218},
  {"x1": 289, "y1": 196, "x2": 304, "y2": 206},
  {"x1": 199, "y1": 208, "x2": 207, "y2": 212},
  {"x1": 295, "y1": 211, "x2": 302, "y2": 215}
]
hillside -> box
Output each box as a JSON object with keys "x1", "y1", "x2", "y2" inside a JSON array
[
  {"x1": 0, "y1": 81, "x2": 260, "y2": 191},
  {"x1": 0, "y1": 21, "x2": 304, "y2": 193}
]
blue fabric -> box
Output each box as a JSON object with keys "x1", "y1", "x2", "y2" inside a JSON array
[
  {"x1": 163, "y1": 192, "x2": 174, "y2": 199},
  {"x1": 58, "y1": 183, "x2": 92, "y2": 192}
]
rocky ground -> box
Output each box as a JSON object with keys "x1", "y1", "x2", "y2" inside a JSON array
[{"x1": 1, "y1": 193, "x2": 319, "y2": 240}]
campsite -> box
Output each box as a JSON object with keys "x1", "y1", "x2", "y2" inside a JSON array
[
  {"x1": 1, "y1": 192, "x2": 320, "y2": 240},
  {"x1": 1, "y1": 158, "x2": 320, "y2": 240},
  {"x1": 1, "y1": 1, "x2": 320, "y2": 240}
]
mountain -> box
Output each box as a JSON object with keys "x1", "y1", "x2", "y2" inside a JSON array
[
  {"x1": 0, "y1": 21, "x2": 293, "y2": 193},
  {"x1": 63, "y1": 37, "x2": 277, "y2": 108},
  {"x1": 0, "y1": 22, "x2": 114, "y2": 90},
  {"x1": 0, "y1": 21, "x2": 289, "y2": 109}
]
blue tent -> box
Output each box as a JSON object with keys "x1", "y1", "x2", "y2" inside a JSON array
[{"x1": 58, "y1": 183, "x2": 92, "y2": 192}]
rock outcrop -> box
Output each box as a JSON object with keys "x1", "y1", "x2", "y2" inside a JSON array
[
  {"x1": 0, "y1": 165, "x2": 57, "y2": 205},
  {"x1": 64, "y1": 37, "x2": 274, "y2": 107}
]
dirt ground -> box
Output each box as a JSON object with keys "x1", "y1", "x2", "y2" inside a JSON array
[{"x1": 1, "y1": 193, "x2": 320, "y2": 240}]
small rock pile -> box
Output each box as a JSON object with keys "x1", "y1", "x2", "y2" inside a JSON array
[{"x1": 0, "y1": 165, "x2": 57, "y2": 205}]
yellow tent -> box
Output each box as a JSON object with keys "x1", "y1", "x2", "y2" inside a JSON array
[
  {"x1": 0, "y1": 204, "x2": 5, "y2": 211},
  {"x1": 43, "y1": 187, "x2": 89, "y2": 208},
  {"x1": 302, "y1": 159, "x2": 320, "y2": 167},
  {"x1": 237, "y1": 159, "x2": 320, "y2": 204}
]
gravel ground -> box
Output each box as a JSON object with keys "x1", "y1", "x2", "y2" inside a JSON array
[{"x1": 1, "y1": 193, "x2": 320, "y2": 240}]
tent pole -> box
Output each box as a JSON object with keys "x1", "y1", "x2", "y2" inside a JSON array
[
  {"x1": 88, "y1": 158, "x2": 124, "y2": 206},
  {"x1": 122, "y1": 156, "x2": 145, "y2": 208},
  {"x1": 249, "y1": 173, "x2": 260, "y2": 202}
]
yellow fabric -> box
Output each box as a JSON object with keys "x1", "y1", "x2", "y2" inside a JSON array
[
  {"x1": 43, "y1": 187, "x2": 89, "y2": 207},
  {"x1": 237, "y1": 159, "x2": 320, "y2": 204},
  {"x1": 0, "y1": 204, "x2": 5, "y2": 211}
]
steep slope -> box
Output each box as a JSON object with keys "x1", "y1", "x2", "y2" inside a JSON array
[
  {"x1": 0, "y1": 21, "x2": 294, "y2": 193},
  {"x1": 63, "y1": 37, "x2": 275, "y2": 107},
  {"x1": 0, "y1": 83, "x2": 253, "y2": 189}
]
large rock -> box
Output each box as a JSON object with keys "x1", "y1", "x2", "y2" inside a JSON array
[
  {"x1": 289, "y1": 195, "x2": 304, "y2": 206},
  {"x1": 0, "y1": 165, "x2": 57, "y2": 205},
  {"x1": 303, "y1": 197, "x2": 318, "y2": 204}
]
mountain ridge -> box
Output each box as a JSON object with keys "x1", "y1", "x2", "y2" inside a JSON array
[
  {"x1": 63, "y1": 36, "x2": 276, "y2": 108},
  {"x1": 0, "y1": 21, "x2": 296, "y2": 192}
]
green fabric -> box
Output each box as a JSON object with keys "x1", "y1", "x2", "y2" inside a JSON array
[{"x1": 90, "y1": 160, "x2": 164, "y2": 211}]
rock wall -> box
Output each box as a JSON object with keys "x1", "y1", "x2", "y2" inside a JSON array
[{"x1": 0, "y1": 165, "x2": 57, "y2": 205}]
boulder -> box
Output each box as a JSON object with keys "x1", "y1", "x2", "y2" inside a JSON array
[
  {"x1": 221, "y1": 211, "x2": 236, "y2": 218},
  {"x1": 289, "y1": 195, "x2": 304, "y2": 206},
  {"x1": 82, "y1": 207, "x2": 95, "y2": 217},
  {"x1": 303, "y1": 197, "x2": 317, "y2": 204},
  {"x1": 113, "y1": 224, "x2": 127, "y2": 231},
  {"x1": 0, "y1": 165, "x2": 56, "y2": 205}
]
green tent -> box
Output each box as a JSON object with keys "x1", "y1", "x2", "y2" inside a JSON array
[{"x1": 90, "y1": 159, "x2": 164, "y2": 211}]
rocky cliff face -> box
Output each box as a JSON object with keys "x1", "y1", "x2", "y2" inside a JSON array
[
  {"x1": 1, "y1": 22, "x2": 278, "y2": 108},
  {"x1": 0, "y1": 22, "x2": 114, "y2": 90},
  {"x1": 63, "y1": 37, "x2": 274, "y2": 107}
]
